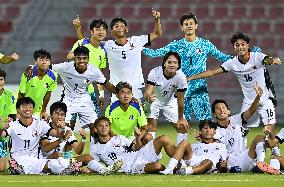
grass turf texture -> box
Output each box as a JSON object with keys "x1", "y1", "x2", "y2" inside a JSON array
[{"x1": 0, "y1": 125, "x2": 283, "y2": 187}]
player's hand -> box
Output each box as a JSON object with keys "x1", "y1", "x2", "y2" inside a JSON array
[
  {"x1": 24, "y1": 65, "x2": 33, "y2": 78},
  {"x1": 134, "y1": 127, "x2": 141, "y2": 137},
  {"x1": 273, "y1": 57, "x2": 281, "y2": 65},
  {"x1": 73, "y1": 15, "x2": 81, "y2": 29},
  {"x1": 56, "y1": 120, "x2": 66, "y2": 129},
  {"x1": 10, "y1": 53, "x2": 19, "y2": 61},
  {"x1": 131, "y1": 97, "x2": 139, "y2": 103},
  {"x1": 263, "y1": 125, "x2": 273, "y2": 137},
  {"x1": 144, "y1": 93, "x2": 156, "y2": 102},
  {"x1": 79, "y1": 128, "x2": 87, "y2": 140},
  {"x1": 152, "y1": 8, "x2": 160, "y2": 21},
  {"x1": 2, "y1": 119, "x2": 12, "y2": 130},
  {"x1": 176, "y1": 118, "x2": 189, "y2": 131},
  {"x1": 40, "y1": 111, "x2": 48, "y2": 121},
  {"x1": 253, "y1": 82, "x2": 263, "y2": 97},
  {"x1": 98, "y1": 97, "x2": 104, "y2": 107},
  {"x1": 63, "y1": 130, "x2": 72, "y2": 140}
]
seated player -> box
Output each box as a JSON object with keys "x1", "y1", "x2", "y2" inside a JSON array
[
  {"x1": 82, "y1": 116, "x2": 178, "y2": 174},
  {"x1": 144, "y1": 51, "x2": 188, "y2": 145},
  {"x1": 211, "y1": 84, "x2": 280, "y2": 174},
  {"x1": 0, "y1": 68, "x2": 16, "y2": 172},
  {"x1": 105, "y1": 81, "x2": 149, "y2": 141},
  {"x1": 160, "y1": 120, "x2": 227, "y2": 175},
  {"x1": 0, "y1": 52, "x2": 19, "y2": 64},
  {"x1": 0, "y1": 97, "x2": 81, "y2": 175},
  {"x1": 40, "y1": 102, "x2": 86, "y2": 159}
]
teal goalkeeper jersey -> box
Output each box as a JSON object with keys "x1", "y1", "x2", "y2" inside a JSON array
[{"x1": 143, "y1": 37, "x2": 231, "y2": 97}]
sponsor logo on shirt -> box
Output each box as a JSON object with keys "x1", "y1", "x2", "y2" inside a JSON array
[{"x1": 129, "y1": 115, "x2": 134, "y2": 120}]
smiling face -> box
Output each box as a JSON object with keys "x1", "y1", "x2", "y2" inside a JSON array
[
  {"x1": 164, "y1": 55, "x2": 179, "y2": 76},
  {"x1": 181, "y1": 18, "x2": 198, "y2": 36},
  {"x1": 17, "y1": 103, "x2": 34, "y2": 119},
  {"x1": 233, "y1": 39, "x2": 250, "y2": 56},
  {"x1": 213, "y1": 102, "x2": 230, "y2": 121},
  {"x1": 74, "y1": 54, "x2": 89, "y2": 73},
  {"x1": 111, "y1": 21, "x2": 128, "y2": 39},
  {"x1": 91, "y1": 25, "x2": 107, "y2": 42}
]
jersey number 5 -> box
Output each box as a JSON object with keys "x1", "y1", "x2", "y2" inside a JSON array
[{"x1": 121, "y1": 51, "x2": 126, "y2": 59}]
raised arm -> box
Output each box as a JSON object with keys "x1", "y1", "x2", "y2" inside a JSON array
[
  {"x1": 149, "y1": 9, "x2": 162, "y2": 42},
  {"x1": 0, "y1": 52, "x2": 19, "y2": 64},
  {"x1": 187, "y1": 66, "x2": 224, "y2": 81},
  {"x1": 72, "y1": 128, "x2": 87, "y2": 155},
  {"x1": 73, "y1": 15, "x2": 85, "y2": 40},
  {"x1": 242, "y1": 83, "x2": 263, "y2": 121}
]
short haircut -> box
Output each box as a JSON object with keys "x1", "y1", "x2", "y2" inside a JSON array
[
  {"x1": 199, "y1": 120, "x2": 217, "y2": 131},
  {"x1": 115, "y1": 81, "x2": 132, "y2": 94},
  {"x1": 94, "y1": 116, "x2": 111, "y2": 127},
  {"x1": 33, "y1": 49, "x2": 51, "y2": 61},
  {"x1": 0, "y1": 68, "x2": 6, "y2": 79},
  {"x1": 50, "y1": 101, "x2": 67, "y2": 115},
  {"x1": 74, "y1": 46, "x2": 89, "y2": 57},
  {"x1": 162, "y1": 51, "x2": 181, "y2": 70},
  {"x1": 16, "y1": 97, "x2": 35, "y2": 109},
  {"x1": 180, "y1": 12, "x2": 198, "y2": 25},
  {"x1": 110, "y1": 17, "x2": 127, "y2": 30},
  {"x1": 231, "y1": 32, "x2": 250, "y2": 45},
  {"x1": 90, "y1": 19, "x2": 108, "y2": 30},
  {"x1": 211, "y1": 99, "x2": 229, "y2": 113}
]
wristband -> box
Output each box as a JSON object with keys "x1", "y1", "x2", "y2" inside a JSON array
[{"x1": 99, "y1": 90, "x2": 104, "y2": 98}]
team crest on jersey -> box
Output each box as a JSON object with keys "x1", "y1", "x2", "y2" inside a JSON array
[
  {"x1": 129, "y1": 115, "x2": 134, "y2": 120},
  {"x1": 130, "y1": 43, "x2": 134, "y2": 49},
  {"x1": 45, "y1": 83, "x2": 49, "y2": 89},
  {"x1": 84, "y1": 79, "x2": 90, "y2": 84},
  {"x1": 32, "y1": 130, "x2": 38, "y2": 137},
  {"x1": 252, "y1": 66, "x2": 257, "y2": 70},
  {"x1": 196, "y1": 48, "x2": 202, "y2": 54}
]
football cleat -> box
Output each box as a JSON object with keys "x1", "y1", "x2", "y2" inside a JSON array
[
  {"x1": 103, "y1": 160, "x2": 123, "y2": 175},
  {"x1": 60, "y1": 161, "x2": 82, "y2": 175},
  {"x1": 9, "y1": 158, "x2": 24, "y2": 175},
  {"x1": 256, "y1": 161, "x2": 280, "y2": 175}
]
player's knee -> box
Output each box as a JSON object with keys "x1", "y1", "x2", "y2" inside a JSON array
[
  {"x1": 152, "y1": 162, "x2": 164, "y2": 170},
  {"x1": 142, "y1": 133, "x2": 153, "y2": 143},
  {"x1": 156, "y1": 135, "x2": 171, "y2": 145},
  {"x1": 178, "y1": 139, "x2": 189, "y2": 147}
]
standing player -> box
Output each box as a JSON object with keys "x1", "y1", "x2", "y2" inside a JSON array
[
  {"x1": 0, "y1": 68, "x2": 15, "y2": 172},
  {"x1": 188, "y1": 32, "x2": 281, "y2": 138},
  {"x1": 68, "y1": 18, "x2": 108, "y2": 128},
  {"x1": 160, "y1": 120, "x2": 228, "y2": 175},
  {"x1": 50, "y1": 46, "x2": 116, "y2": 134},
  {"x1": 144, "y1": 51, "x2": 188, "y2": 144},
  {"x1": 0, "y1": 97, "x2": 81, "y2": 175},
  {"x1": 73, "y1": 9, "x2": 162, "y2": 102},
  {"x1": 40, "y1": 102, "x2": 87, "y2": 159},
  {"x1": 105, "y1": 81, "x2": 148, "y2": 140},
  {"x1": 143, "y1": 12, "x2": 232, "y2": 122},
  {"x1": 210, "y1": 84, "x2": 280, "y2": 174},
  {"x1": 18, "y1": 49, "x2": 57, "y2": 120},
  {"x1": 0, "y1": 52, "x2": 19, "y2": 64}
]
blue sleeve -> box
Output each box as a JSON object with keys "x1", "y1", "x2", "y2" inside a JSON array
[
  {"x1": 208, "y1": 41, "x2": 232, "y2": 63},
  {"x1": 143, "y1": 42, "x2": 174, "y2": 58}
]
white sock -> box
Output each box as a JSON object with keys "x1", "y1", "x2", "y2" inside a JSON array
[
  {"x1": 148, "y1": 132, "x2": 156, "y2": 139},
  {"x1": 180, "y1": 159, "x2": 187, "y2": 167},
  {"x1": 176, "y1": 133, "x2": 187, "y2": 145},
  {"x1": 88, "y1": 160, "x2": 107, "y2": 174},
  {"x1": 185, "y1": 166, "x2": 193, "y2": 175},
  {"x1": 243, "y1": 136, "x2": 248, "y2": 147},
  {"x1": 271, "y1": 147, "x2": 281, "y2": 156},
  {"x1": 165, "y1": 158, "x2": 179, "y2": 171},
  {"x1": 255, "y1": 142, "x2": 266, "y2": 162},
  {"x1": 48, "y1": 159, "x2": 66, "y2": 174},
  {"x1": 270, "y1": 159, "x2": 280, "y2": 170}
]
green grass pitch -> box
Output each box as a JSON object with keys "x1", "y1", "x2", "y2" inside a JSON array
[{"x1": 0, "y1": 125, "x2": 283, "y2": 187}]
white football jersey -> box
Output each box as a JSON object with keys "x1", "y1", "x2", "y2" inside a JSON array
[
  {"x1": 214, "y1": 114, "x2": 247, "y2": 154},
  {"x1": 41, "y1": 126, "x2": 77, "y2": 158},
  {"x1": 221, "y1": 52, "x2": 275, "y2": 104},
  {"x1": 103, "y1": 35, "x2": 149, "y2": 88},
  {"x1": 191, "y1": 141, "x2": 227, "y2": 165},
  {"x1": 90, "y1": 135, "x2": 138, "y2": 172},
  {"x1": 52, "y1": 62, "x2": 106, "y2": 101},
  {"x1": 147, "y1": 66, "x2": 188, "y2": 104},
  {"x1": 7, "y1": 118, "x2": 51, "y2": 157},
  {"x1": 276, "y1": 128, "x2": 284, "y2": 144}
]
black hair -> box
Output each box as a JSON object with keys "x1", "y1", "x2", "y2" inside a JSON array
[
  {"x1": 115, "y1": 81, "x2": 132, "y2": 94},
  {"x1": 74, "y1": 46, "x2": 89, "y2": 57},
  {"x1": 94, "y1": 116, "x2": 111, "y2": 127},
  {"x1": 231, "y1": 32, "x2": 250, "y2": 45},
  {"x1": 50, "y1": 101, "x2": 67, "y2": 115},
  {"x1": 0, "y1": 68, "x2": 6, "y2": 79},
  {"x1": 33, "y1": 49, "x2": 51, "y2": 61},
  {"x1": 110, "y1": 17, "x2": 127, "y2": 30},
  {"x1": 180, "y1": 12, "x2": 198, "y2": 25},
  {"x1": 162, "y1": 51, "x2": 181, "y2": 70},
  {"x1": 199, "y1": 120, "x2": 217, "y2": 131},
  {"x1": 211, "y1": 99, "x2": 229, "y2": 113},
  {"x1": 16, "y1": 97, "x2": 35, "y2": 109},
  {"x1": 90, "y1": 19, "x2": 108, "y2": 30}
]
